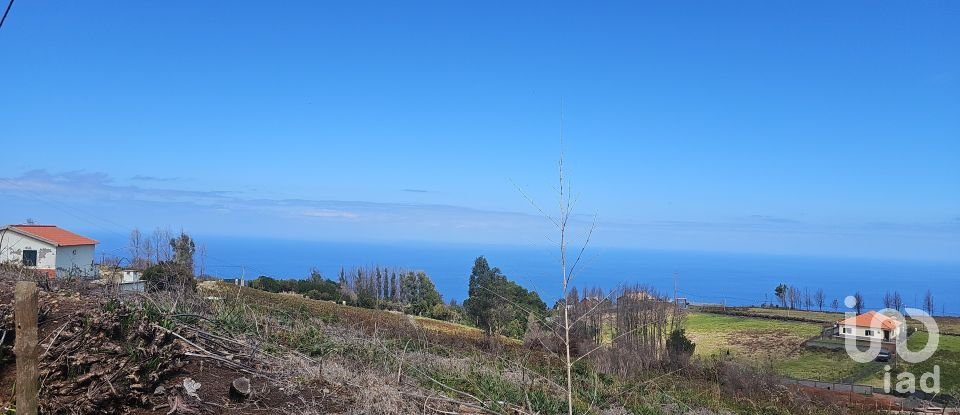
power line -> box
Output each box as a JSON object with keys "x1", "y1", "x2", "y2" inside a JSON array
[{"x1": 0, "y1": 0, "x2": 14, "y2": 30}]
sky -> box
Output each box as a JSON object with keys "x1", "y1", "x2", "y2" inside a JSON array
[{"x1": 0, "y1": 1, "x2": 958, "y2": 262}]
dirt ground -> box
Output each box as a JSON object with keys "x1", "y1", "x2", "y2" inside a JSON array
[{"x1": 726, "y1": 328, "x2": 808, "y2": 358}]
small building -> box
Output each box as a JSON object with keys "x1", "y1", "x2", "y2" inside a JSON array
[
  {"x1": 99, "y1": 266, "x2": 144, "y2": 292},
  {"x1": 617, "y1": 290, "x2": 655, "y2": 303},
  {"x1": 0, "y1": 224, "x2": 98, "y2": 278},
  {"x1": 836, "y1": 311, "x2": 903, "y2": 342}
]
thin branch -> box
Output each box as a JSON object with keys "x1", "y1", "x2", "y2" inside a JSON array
[
  {"x1": 568, "y1": 282, "x2": 626, "y2": 327},
  {"x1": 511, "y1": 179, "x2": 561, "y2": 229},
  {"x1": 565, "y1": 213, "x2": 597, "y2": 285},
  {"x1": 573, "y1": 315, "x2": 671, "y2": 364}
]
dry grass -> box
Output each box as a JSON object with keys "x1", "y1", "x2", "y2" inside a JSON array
[
  {"x1": 685, "y1": 313, "x2": 822, "y2": 360},
  {"x1": 191, "y1": 281, "x2": 889, "y2": 415}
]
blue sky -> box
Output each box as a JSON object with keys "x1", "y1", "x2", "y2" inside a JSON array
[{"x1": 0, "y1": 1, "x2": 957, "y2": 261}]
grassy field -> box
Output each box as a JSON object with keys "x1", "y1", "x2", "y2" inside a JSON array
[
  {"x1": 857, "y1": 331, "x2": 960, "y2": 395},
  {"x1": 739, "y1": 307, "x2": 843, "y2": 322},
  {"x1": 685, "y1": 312, "x2": 872, "y2": 382},
  {"x1": 932, "y1": 316, "x2": 960, "y2": 336},
  {"x1": 725, "y1": 307, "x2": 960, "y2": 335},
  {"x1": 777, "y1": 349, "x2": 868, "y2": 382},
  {"x1": 687, "y1": 310, "x2": 960, "y2": 395},
  {"x1": 685, "y1": 312, "x2": 823, "y2": 360}
]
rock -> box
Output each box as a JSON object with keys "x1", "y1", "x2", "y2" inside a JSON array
[
  {"x1": 182, "y1": 377, "x2": 201, "y2": 399},
  {"x1": 599, "y1": 407, "x2": 630, "y2": 415},
  {"x1": 230, "y1": 377, "x2": 252, "y2": 401},
  {"x1": 153, "y1": 385, "x2": 165, "y2": 396}
]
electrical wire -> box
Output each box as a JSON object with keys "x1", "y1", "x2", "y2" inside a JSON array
[{"x1": 0, "y1": 0, "x2": 14, "y2": 30}]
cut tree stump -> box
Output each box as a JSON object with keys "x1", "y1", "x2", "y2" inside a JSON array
[{"x1": 230, "y1": 377, "x2": 251, "y2": 401}]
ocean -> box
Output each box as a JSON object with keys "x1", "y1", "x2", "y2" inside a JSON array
[{"x1": 91, "y1": 235, "x2": 960, "y2": 316}]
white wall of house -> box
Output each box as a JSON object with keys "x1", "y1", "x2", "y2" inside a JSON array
[
  {"x1": 55, "y1": 244, "x2": 96, "y2": 277},
  {"x1": 0, "y1": 230, "x2": 57, "y2": 270},
  {"x1": 121, "y1": 270, "x2": 142, "y2": 283},
  {"x1": 838, "y1": 324, "x2": 901, "y2": 341}
]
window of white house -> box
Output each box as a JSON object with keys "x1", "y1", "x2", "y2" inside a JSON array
[
  {"x1": 22, "y1": 250, "x2": 38, "y2": 267},
  {"x1": 842, "y1": 328, "x2": 852, "y2": 334},
  {"x1": 865, "y1": 330, "x2": 874, "y2": 336}
]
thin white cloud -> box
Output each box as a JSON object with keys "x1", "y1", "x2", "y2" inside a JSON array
[
  {"x1": 302, "y1": 209, "x2": 360, "y2": 219},
  {"x1": 1, "y1": 169, "x2": 957, "y2": 261}
]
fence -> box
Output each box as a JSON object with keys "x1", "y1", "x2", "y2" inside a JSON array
[
  {"x1": 781, "y1": 377, "x2": 874, "y2": 396},
  {"x1": 803, "y1": 327, "x2": 898, "y2": 353}
]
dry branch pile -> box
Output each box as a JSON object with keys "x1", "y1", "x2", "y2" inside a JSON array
[{"x1": 38, "y1": 303, "x2": 187, "y2": 413}]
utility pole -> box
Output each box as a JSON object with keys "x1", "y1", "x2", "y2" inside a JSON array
[{"x1": 673, "y1": 272, "x2": 678, "y2": 314}]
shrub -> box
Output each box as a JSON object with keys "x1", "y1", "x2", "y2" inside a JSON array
[
  {"x1": 142, "y1": 261, "x2": 195, "y2": 292},
  {"x1": 666, "y1": 329, "x2": 696, "y2": 367}
]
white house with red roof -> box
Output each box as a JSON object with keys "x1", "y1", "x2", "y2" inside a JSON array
[
  {"x1": 836, "y1": 310, "x2": 903, "y2": 342},
  {"x1": 0, "y1": 224, "x2": 98, "y2": 278}
]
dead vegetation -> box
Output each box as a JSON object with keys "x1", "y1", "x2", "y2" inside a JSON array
[
  {"x1": 0, "y1": 265, "x2": 902, "y2": 414},
  {"x1": 38, "y1": 303, "x2": 185, "y2": 413}
]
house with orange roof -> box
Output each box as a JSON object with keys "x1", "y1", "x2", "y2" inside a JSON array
[
  {"x1": 0, "y1": 224, "x2": 98, "y2": 278},
  {"x1": 836, "y1": 310, "x2": 903, "y2": 342}
]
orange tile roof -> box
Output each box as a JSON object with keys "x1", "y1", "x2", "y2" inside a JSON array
[
  {"x1": 838, "y1": 311, "x2": 900, "y2": 330},
  {"x1": 7, "y1": 225, "x2": 98, "y2": 247}
]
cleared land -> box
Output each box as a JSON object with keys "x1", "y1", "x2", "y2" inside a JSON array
[
  {"x1": 685, "y1": 312, "x2": 822, "y2": 360},
  {"x1": 687, "y1": 311, "x2": 960, "y2": 396}
]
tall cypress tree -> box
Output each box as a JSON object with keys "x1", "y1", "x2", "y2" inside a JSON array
[
  {"x1": 390, "y1": 271, "x2": 397, "y2": 301},
  {"x1": 465, "y1": 256, "x2": 495, "y2": 332}
]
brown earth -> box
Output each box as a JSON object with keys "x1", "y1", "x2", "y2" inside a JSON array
[{"x1": 725, "y1": 328, "x2": 807, "y2": 359}]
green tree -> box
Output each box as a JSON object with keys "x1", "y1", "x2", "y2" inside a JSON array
[
  {"x1": 412, "y1": 272, "x2": 442, "y2": 315},
  {"x1": 250, "y1": 275, "x2": 281, "y2": 292},
  {"x1": 169, "y1": 231, "x2": 196, "y2": 275},
  {"x1": 464, "y1": 256, "x2": 547, "y2": 338},
  {"x1": 309, "y1": 268, "x2": 323, "y2": 284},
  {"x1": 774, "y1": 283, "x2": 788, "y2": 308},
  {"x1": 464, "y1": 256, "x2": 496, "y2": 330},
  {"x1": 143, "y1": 261, "x2": 195, "y2": 292}
]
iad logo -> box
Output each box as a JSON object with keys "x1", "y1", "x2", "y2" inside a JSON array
[
  {"x1": 841, "y1": 298, "x2": 940, "y2": 394},
  {"x1": 883, "y1": 364, "x2": 940, "y2": 394}
]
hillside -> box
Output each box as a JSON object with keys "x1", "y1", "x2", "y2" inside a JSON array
[{"x1": 0, "y1": 273, "x2": 918, "y2": 414}]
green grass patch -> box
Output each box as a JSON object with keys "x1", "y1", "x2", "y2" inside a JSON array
[
  {"x1": 860, "y1": 332, "x2": 960, "y2": 395},
  {"x1": 776, "y1": 349, "x2": 865, "y2": 382},
  {"x1": 741, "y1": 307, "x2": 844, "y2": 322},
  {"x1": 685, "y1": 313, "x2": 822, "y2": 360}
]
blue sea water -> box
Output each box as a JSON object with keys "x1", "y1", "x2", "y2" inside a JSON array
[{"x1": 92, "y1": 235, "x2": 960, "y2": 316}]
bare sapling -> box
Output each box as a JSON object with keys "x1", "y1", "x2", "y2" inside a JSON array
[{"x1": 518, "y1": 137, "x2": 597, "y2": 415}]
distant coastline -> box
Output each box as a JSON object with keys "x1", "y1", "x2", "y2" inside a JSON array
[{"x1": 92, "y1": 234, "x2": 960, "y2": 316}]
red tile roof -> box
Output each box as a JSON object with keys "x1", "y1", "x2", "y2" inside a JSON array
[
  {"x1": 6, "y1": 225, "x2": 98, "y2": 247},
  {"x1": 838, "y1": 311, "x2": 901, "y2": 330}
]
